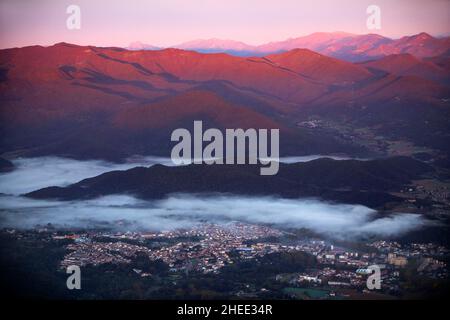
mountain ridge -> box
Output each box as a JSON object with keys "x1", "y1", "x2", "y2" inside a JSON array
[
  {"x1": 124, "y1": 32, "x2": 450, "y2": 62},
  {"x1": 1, "y1": 41, "x2": 449, "y2": 162},
  {"x1": 25, "y1": 156, "x2": 433, "y2": 209}
]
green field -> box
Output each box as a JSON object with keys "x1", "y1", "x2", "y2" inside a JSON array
[{"x1": 283, "y1": 287, "x2": 330, "y2": 299}]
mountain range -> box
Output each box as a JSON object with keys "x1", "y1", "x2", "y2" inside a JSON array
[
  {"x1": 130, "y1": 32, "x2": 450, "y2": 62},
  {"x1": 1, "y1": 33, "x2": 449, "y2": 162}
]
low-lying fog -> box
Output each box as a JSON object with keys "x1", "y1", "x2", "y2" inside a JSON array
[
  {"x1": 0, "y1": 156, "x2": 175, "y2": 195},
  {"x1": 0, "y1": 156, "x2": 426, "y2": 240},
  {"x1": 0, "y1": 194, "x2": 428, "y2": 240}
]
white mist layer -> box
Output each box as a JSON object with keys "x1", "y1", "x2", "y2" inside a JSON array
[
  {"x1": 0, "y1": 156, "x2": 174, "y2": 195},
  {"x1": 0, "y1": 194, "x2": 428, "y2": 239}
]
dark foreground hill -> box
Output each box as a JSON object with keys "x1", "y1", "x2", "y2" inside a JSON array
[
  {"x1": 26, "y1": 156, "x2": 433, "y2": 208},
  {"x1": 0, "y1": 157, "x2": 14, "y2": 172}
]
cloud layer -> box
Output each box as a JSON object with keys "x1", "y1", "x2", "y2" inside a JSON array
[
  {"x1": 0, "y1": 193, "x2": 428, "y2": 239},
  {"x1": 0, "y1": 157, "x2": 428, "y2": 240},
  {"x1": 0, "y1": 156, "x2": 174, "y2": 195}
]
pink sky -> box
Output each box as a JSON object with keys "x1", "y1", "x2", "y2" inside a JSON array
[{"x1": 0, "y1": 0, "x2": 449, "y2": 49}]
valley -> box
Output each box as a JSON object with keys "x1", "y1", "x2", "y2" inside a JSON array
[{"x1": 0, "y1": 30, "x2": 449, "y2": 300}]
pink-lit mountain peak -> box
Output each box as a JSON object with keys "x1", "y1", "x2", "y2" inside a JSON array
[
  {"x1": 175, "y1": 38, "x2": 254, "y2": 51},
  {"x1": 129, "y1": 31, "x2": 449, "y2": 61}
]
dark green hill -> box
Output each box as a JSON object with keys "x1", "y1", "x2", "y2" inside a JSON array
[
  {"x1": 0, "y1": 157, "x2": 14, "y2": 172},
  {"x1": 26, "y1": 156, "x2": 432, "y2": 208}
]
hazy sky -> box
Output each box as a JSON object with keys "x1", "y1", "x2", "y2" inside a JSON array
[{"x1": 0, "y1": 0, "x2": 449, "y2": 49}]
